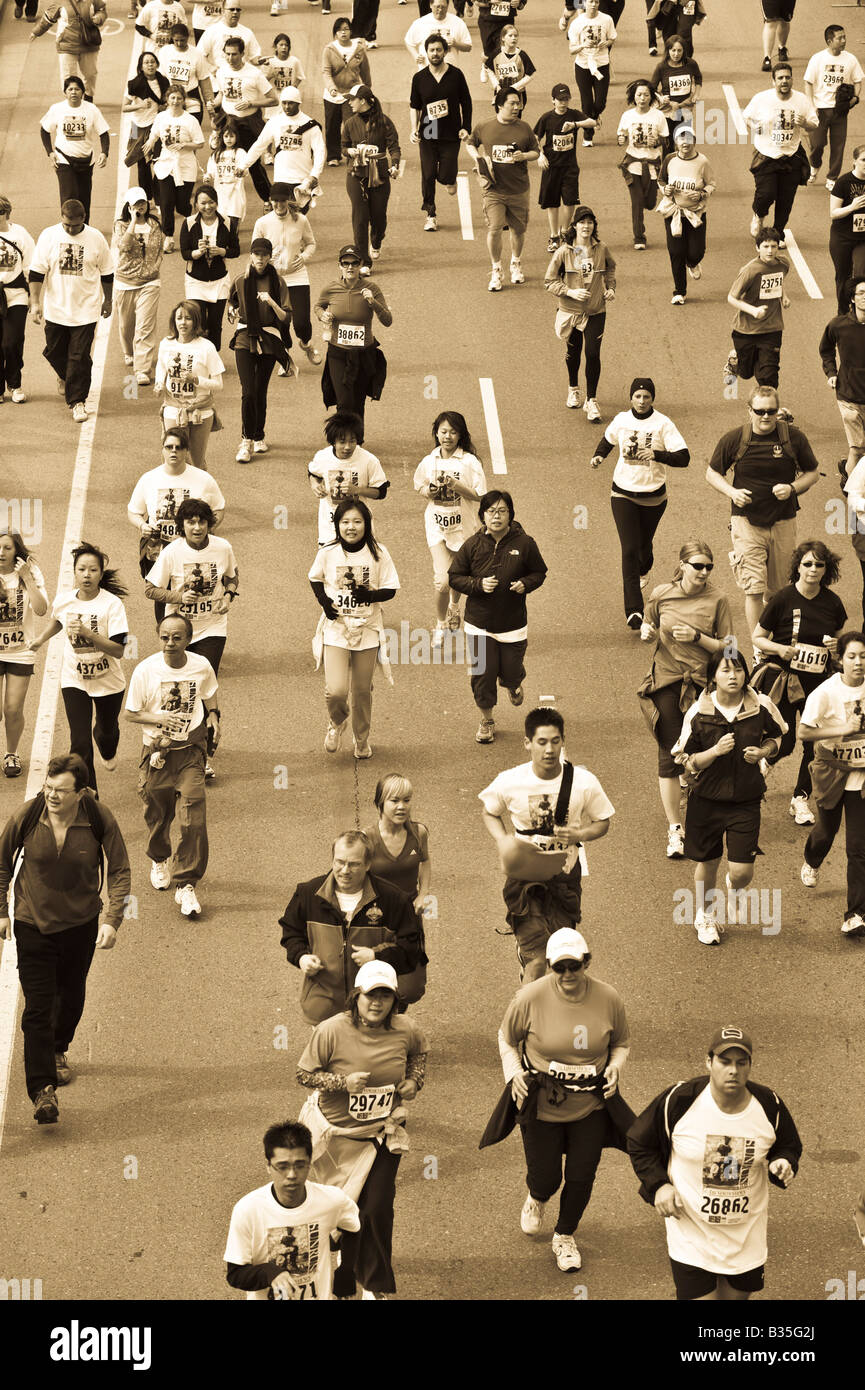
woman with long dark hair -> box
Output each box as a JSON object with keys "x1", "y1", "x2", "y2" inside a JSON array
[
  {"x1": 227, "y1": 237, "x2": 291, "y2": 463},
  {"x1": 154, "y1": 299, "x2": 225, "y2": 469},
  {"x1": 308, "y1": 498, "x2": 399, "y2": 760},
  {"x1": 321, "y1": 17, "x2": 371, "y2": 165},
  {"x1": 342, "y1": 86, "x2": 400, "y2": 273},
  {"x1": 122, "y1": 49, "x2": 169, "y2": 203},
  {"x1": 179, "y1": 182, "x2": 240, "y2": 351},
  {"x1": 413, "y1": 410, "x2": 487, "y2": 641},
  {"x1": 543, "y1": 204, "x2": 615, "y2": 421},
  {"x1": 28, "y1": 544, "x2": 129, "y2": 793},
  {"x1": 0, "y1": 531, "x2": 49, "y2": 777}
]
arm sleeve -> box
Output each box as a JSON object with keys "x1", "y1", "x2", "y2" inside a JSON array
[
  {"x1": 226, "y1": 1261, "x2": 279, "y2": 1292},
  {"x1": 818, "y1": 322, "x2": 838, "y2": 377},
  {"x1": 626, "y1": 1089, "x2": 676, "y2": 1204},
  {"x1": 0, "y1": 807, "x2": 26, "y2": 917},
  {"x1": 767, "y1": 1093, "x2": 804, "y2": 1179},
  {"x1": 99, "y1": 806, "x2": 132, "y2": 929},
  {"x1": 278, "y1": 887, "x2": 311, "y2": 965}
]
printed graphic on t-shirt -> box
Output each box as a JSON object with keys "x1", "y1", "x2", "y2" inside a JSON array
[
  {"x1": 630, "y1": 122, "x2": 654, "y2": 148},
  {"x1": 327, "y1": 468, "x2": 359, "y2": 500},
  {"x1": 68, "y1": 612, "x2": 110, "y2": 680},
  {"x1": 526, "y1": 791, "x2": 571, "y2": 855},
  {"x1": 0, "y1": 240, "x2": 20, "y2": 270},
  {"x1": 166, "y1": 351, "x2": 197, "y2": 397},
  {"x1": 59, "y1": 243, "x2": 84, "y2": 276},
  {"x1": 222, "y1": 76, "x2": 244, "y2": 103},
  {"x1": 265, "y1": 1223, "x2": 320, "y2": 1297},
  {"x1": 68, "y1": 612, "x2": 98, "y2": 651},
  {"x1": 772, "y1": 107, "x2": 796, "y2": 144},
  {"x1": 700, "y1": 1134, "x2": 755, "y2": 1224},
  {"x1": 582, "y1": 23, "x2": 602, "y2": 47},
  {"x1": 0, "y1": 585, "x2": 24, "y2": 649},
  {"x1": 160, "y1": 678, "x2": 196, "y2": 733},
  {"x1": 822, "y1": 63, "x2": 843, "y2": 90},
  {"x1": 155, "y1": 488, "x2": 187, "y2": 539},
  {"x1": 334, "y1": 564, "x2": 370, "y2": 613},
  {"x1": 164, "y1": 121, "x2": 186, "y2": 147},
  {"x1": 61, "y1": 116, "x2": 87, "y2": 140},
  {"x1": 428, "y1": 469, "x2": 458, "y2": 504},
  {"x1": 622, "y1": 429, "x2": 654, "y2": 460},
  {"x1": 180, "y1": 560, "x2": 219, "y2": 617},
  {"x1": 835, "y1": 697, "x2": 865, "y2": 762}
]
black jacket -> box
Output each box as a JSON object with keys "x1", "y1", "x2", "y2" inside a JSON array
[
  {"x1": 179, "y1": 213, "x2": 240, "y2": 283},
  {"x1": 627, "y1": 1075, "x2": 803, "y2": 1205},
  {"x1": 674, "y1": 686, "x2": 787, "y2": 802},
  {"x1": 819, "y1": 310, "x2": 865, "y2": 406},
  {"x1": 448, "y1": 521, "x2": 547, "y2": 635}
]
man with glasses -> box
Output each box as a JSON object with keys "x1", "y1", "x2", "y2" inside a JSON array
[
  {"x1": 497, "y1": 927, "x2": 630, "y2": 1273},
  {"x1": 199, "y1": 3, "x2": 261, "y2": 73},
  {"x1": 479, "y1": 706, "x2": 614, "y2": 983},
  {"x1": 0, "y1": 754, "x2": 130, "y2": 1126},
  {"x1": 706, "y1": 385, "x2": 819, "y2": 638},
  {"x1": 819, "y1": 275, "x2": 865, "y2": 481}
]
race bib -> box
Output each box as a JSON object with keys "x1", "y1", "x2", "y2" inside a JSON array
[
  {"x1": 498, "y1": 60, "x2": 519, "y2": 80},
  {"x1": 76, "y1": 656, "x2": 110, "y2": 680},
  {"x1": 789, "y1": 643, "x2": 828, "y2": 673},
  {"x1": 552, "y1": 132, "x2": 574, "y2": 152},
  {"x1": 668, "y1": 74, "x2": 691, "y2": 98},
  {"x1": 61, "y1": 118, "x2": 87, "y2": 140},
  {"x1": 771, "y1": 123, "x2": 794, "y2": 147},
  {"x1": 547, "y1": 1060, "x2": 597, "y2": 1086},
  {"x1": 279, "y1": 133, "x2": 303, "y2": 150},
  {"x1": 434, "y1": 510, "x2": 461, "y2": 530},
  {"x1": 836, "y1": 737, "x2": 865, "y2": 763},
  {"x1": 336, "y1": 323, "x2": 366, "y2": 347},
  {"x1": 0, "y1": 629, "x2": 24, "y2": 648},
  {"x1": 168, "y1": 376, "x2": 195, "y2": 397},
  {"x1": 490, "y1": 1, "x2": 510, "y2": 14},
  {"x1": 426, "y1": 99, "x2": 448, "y2": 121},
  {"x1": 180, "y1": 597, "x2": 214, "y2": 617},
  {"x1": 853, "y1": 213, "x2": 865, "y2": 234},
  {"x1": 491, "y1": 143, "x2": 516, "y2": 162},
  {"x1": 347, "y1": 1084, "x2": 395, "y2": 1120},
  {"x1": 759, "y1": 271, "x2": 783, "y2": 300},
  {"x1": 167, "y1": 60, "x2": 192, "y2": 84},
  {"x1": 700, "y1": 1134, "x2": 756, "y2": 1224}
]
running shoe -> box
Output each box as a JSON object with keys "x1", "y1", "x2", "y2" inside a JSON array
[
  {"x1": 163, "y1": 236, "x2": 175, "y2": 253},
  {"x1": 789, "y1": 795, "x2": 815, "y2": 826},
  {"x1": 10, "y1": 389, "x2": 27, "y2": 403},
  {"x1": 749, "y1": 212, "x2": 762, "y2": 238},
  {"x1": 686, "y1": 263, "x2": 702, "y2": 279},
  {"x1": 253, "y1": 439, "x2": 269, "y2": 454},
  {"x1": 236, "y1": 439, "x2": 252, "y2": 463},
  {"x1": 649, "y1": 45, "x2": 658, "y2": 56},
  {"x1": 205, "y1": 761, "x2": 215, "y2": 780},
  {"x1": 99, "y1": 751, "x2": 117, "y2": 771},
  {"x1": 3, "y1": 752, "x2": 21, "y2": 777},
  {"x1": 57, "y1": 377, "x2": 66, "y2": 395},
  {"x1": 175, "y1": 883, "x2": 201, "y2": 918},
  {"x1": 640, "y1": 575, "x2": 650, "y2": 591},
  {"x1": 583, "y1": 398, "x2": 601, "y2": 423},
  {"x1": 488, "y1": 264, "x2": 504, "y2": 292},
  {"x1": 150, "y1": 859, "x2": 171, "y2": 891},
  {"x1": 671, "y1": 294, "x2": 686, "y2": 305},
  {"x1": 324, "y1": 719, "x2": 347, "y2": 753},
  {"x1": 520, "y1": 1194, "x2": 545, "y2": 1233},
  {"x1": 582, "y1": 135, "x2": 593, "y2": 148},
  {"x1": 807, "y1": 167, "x2": 818, "y2": 185},
  {"x1": 136, "y1": 371, "x2": 151, "y2": 385},
  {"x1": 71, "y1": 402, "x2": 88, "y2": 423},
  {"x1": 14, "y1": 2, "x2": 24, "y2": 13},
  {"x1": 327, "y1": 158, "x2": 341, "y2": 167},
  {"x1": 626, "y1": 612, "x2": 642, "y2": 630},
  {"x1": 761, "y1": 56, "x2": 772, "y2": 72},
  {"x1": 300, "y1": 342, "x2": 322, "y2": 364},
  {"x1": 359, "y1": 264, "x2": 372, "y2": 277},
  {"x1": 841, "y1": 914, "x2": 865, "y2": 938},
  {"x1": 476, "y1": 718, "x2": 495, "y2": 744},
  {"x1": 825, "y1": 178, "x2": 836, "y2": 192},
  {"x1": 54, "y1": 1052, "x2": 72, "y2": 1086},
  {"x1": 777, "y1": 46, "x2": 788, "y2": 62},
  {"x1": 551, "y1": 1234, "x2": 582, "y2": 1271},
  {"x1": 694, "y1": 910, "x2": 721, "y2": 945},
  {"x1": 509, "y1": 257, "x2": 525, "y2": 284},
  {"x1": 633, "y1": 240, "x2": 646, "y2": 251},
  {"x1": 508, "y1": 685, "x2": 524, "y2": 706},
  {"x1": 34, "y1": 1086, "x2": 59, "y2": 1124},
  {"x1": 547, "y1": 235, "x2": 560, "y2": 253},
  {"x1": 124, "y1": 354, "x2": 134, "y2": 366},
  {"x1": 800, "y1": 862, "x2": 819, "y2": 887},
  {"x1": 566, "y1": 387, "x2": 581, "y2": 408},
  {"x1": 366, "y1": 40, "x2": 378, "y2": 48},
  {"x1": 723, "y1": 348, "x2": 738, "y2": 377},
  {"x1": 446, "y1": 605, "x2": 461, "y2": 630},
  {"x1": 424, "y1": 215, "x2": 438, "y2": 231},
  {"x1": 666, "y1": 823, "x2": 685, "y2": 858},
  {"x1": 353, "y1": 741, "x2": 373, "y2": 759}
]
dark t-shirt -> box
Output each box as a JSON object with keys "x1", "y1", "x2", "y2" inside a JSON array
[
  {"x1": 409, "y1": 64, "x2": 472, "y2": 143},
  {"x1": 468, "y1": 116, "x2": 539, "y2": 196},
  {"x1": 533, "y1": 107, "x2": 586, "y2": 165},
  {"x1": 709, "y1": 425, "x2": 819, "y2": 525},
  {"x1": 831, "y1": 172, "x2": 865, "y2": 244},
  {"x1": 651, "y1": 58, "x2": 702, "y2": 103},
  {"x1": 760, "y1": 583, "x2": 847, "y2": 645}
]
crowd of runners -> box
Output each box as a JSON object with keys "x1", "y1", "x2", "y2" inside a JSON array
[{"x1": 1, "y1": 0, "x2": 864, "y2": 1302}]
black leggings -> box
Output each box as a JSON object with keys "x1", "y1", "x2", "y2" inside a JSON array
[
  {"x1": 520, "y1": 1107, "x2": 608, "y2": 1236},
  {"x1": 287, "y1": 283, "x2": 312, "y2": 344},
  {"x1": 187, "y1": 634, "x2": 226, "y2": 676},
  {"x1": 610, "y1": 495, "x2": 667, "y2": 618},
  {"x1": 664, "y1": 214, "x2": 707, "y2": 295},
  {"x1": 155, "y1": 176, "x2": 193, "y2": 237},
  {"x1": 61, "y1": 686, "x2": 125, "y2": 793},
  {"x1": 191, "y1": 299, "x2": 226, "y2": 352},
  {"x1": 234, "y1": 349, "x2": 277, "y2": 441},
  {"x1": 332, "y1": 1143, "x2": 402, "y2": 1296},
  {"x1": 565, "y1": 311, "x2": 605, "y2": 396},
  {"x1": 829, "y1": 230, "x2": 865, "y2": 316},
  {"x1": 573, "y1": 65, "x2": 610, "y2": 122},
  {"x1": 0, "y1": 304, "x2": 28, "y2": 393},
  {"x1": 772, "y1": 694, "x2": 815, "y2": 797}
]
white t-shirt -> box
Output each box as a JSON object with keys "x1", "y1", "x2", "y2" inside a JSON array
[
  {"x1": 251, "y1": 113, "x2": 325, "y2": 187},
  {"x1": 191, "y1": 0, "x2": 223, "y2": 32},
  {"x1": 0, "y1": 222, "x2": 36, "y2": 311},
  {"x1": 617, "y1": 107, "x2": 668, "y2": 162},
  {"x1": 251, "y1": 209, "x2": 313, "y2": 284},
  {"x1": 604, "y1": 409, "x2": 687, "y2": 494},
  {"x1": 334, "y1": 888, "x2": 363, "y2": 919},
  {"x1": 0, "y1": 565, "x2": 49, "y2": 666},
  {"x1": 52, "y1": 588, "x2": 128, "y2": 696},
  {"x1": 31, "y1": 223, "x2": 113, "y2": 327},
  {"x1": 125, "y1": 649, "x2": 217, "y2": 746},
  {"x1": 200, "y1": 20, "x2": 261, "y2": 70},
  {"x1": 41, "y1": 99, "x2": 109, "y2": 165},
  {"x1": 568, "y1": 12, "x2": 616, "y2": 69},
  {"x1": 803, "y1": 48, "x2": 864, "y2": 108},
  {"x1": 213, "y1": 61, "x2": 272, "y2": 118},
  {"x1": 139, "y1": 0, "x2": 188, "y2": 49},
  {"x1": 801, "y1": 672, "x2": 865, "y2": 792},
  {"x1": 127, "y1": 463, "x2": 226, "y2": 542},
  {"x1": 413, "y1": 447, "x2": 487, "y2": 551},
  {"x1": 742, "y1": 89, "x2": 816, "y2": 158},
  {"x1": 263, "y1": 55, "x2": 306, "y2": 93},
  {"x1": 479, "y1": 759, "x2": 615, "y2": 874},
  {"x1": 667, "y1": 1087, "x2": 775, "y2": 1276},
  {"x1": 405, "y1": 13, "x2": 472, "y2": 65},
  {"x1": 150, "y1": 110, "x2": 204, "y2": 183},
  {"x1": 158, "y1": 43, "x2": 210, "y2": 92},
  {"x1": 307, "y1": 541, "x2": 399, "y2": 652},
  {"x1": 156, "y1": 335, "x2": 225, "y2": 417},
  {"x1": 308, "y1": 446, "x2": 388, "y2": 546},
  {"x1": 223, "y1": 1181, "x2": 360, "y2": 1301},
  {"x1": 147, "y1": 534, "x2": 237, "y2": 641}
]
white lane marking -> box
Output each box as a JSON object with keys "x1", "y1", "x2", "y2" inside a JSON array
[
  {"x1": 722, "y1": 83, "x2": 748, "y2": 139},
  {"x1": 783, "y1": 228, "x2": 823, "y2": 299},
  {"x1": 0, "y1": 37, "x2": 141, "y2": 1156},
  {"x1": 457, "y1": 171, "x2": 473, "y2": 241},
  {"x1": 479, "y1": 378, "x2": 507, "y2": 474}
]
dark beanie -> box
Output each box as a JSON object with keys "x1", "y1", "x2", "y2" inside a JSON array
[{"x1": 630, "y1": 377, "x2": 655, "y2": 398}]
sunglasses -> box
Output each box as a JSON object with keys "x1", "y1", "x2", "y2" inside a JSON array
[
  {"x1": 551, "y1": 960, "x2": 586, "y2": 974},
  {"x1": 688, "y1": 561, "x2": 713, "y2": 572},
  {"x1": 750, "y1": 407, "x2": 778, "y2": 417},
  {"x1": 801, "y1": 560, "x2": 826, "y2": 568}
]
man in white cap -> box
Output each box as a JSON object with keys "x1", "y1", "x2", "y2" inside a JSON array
[
  {"x1": 112, "y1": 186, "x2": 164, "y2": 386},
  {"x1": 497, "y1": 926, "x2": 631, "y2": 1273},
  {"x1": 627, "y1": 1026, "x2": 802, "y2": 1301},
  {"x1": 243, "y1": 87, "x2": 325, "y2": 212}
]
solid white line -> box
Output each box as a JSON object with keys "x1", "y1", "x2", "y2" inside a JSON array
[
  {"x1": 783, "y1": 228, "x2": 824, "y2": 299},
  {"x1": 722, "y1": 83, "x2": 748, "y2": 139},
  {"x1": 479, "y1": 378, "x2": 507, "y2": 474},
  {"x1": 0, "y1": 39, "x2": 141, "y2": 1155},
  {"x1": 457, "y1": 171, "x2": 474, "y2": 241}
]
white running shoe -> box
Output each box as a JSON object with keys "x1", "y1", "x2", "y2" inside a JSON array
[
  {"x1": 687, "y1": 263, "x2": 702, "y2": 280},
  {"x1": 71, "y1": 402, "x2": 88, "y2": 423},
  {"x1": 509, "y1": 257, "x2": 525, "y2": 285},
  {"x1": 10, "y1": 388, "x2": 27, "y2": 404},
  {"x1": 324, "y1": 720, "x2": 347, "y2": 753},
  {"x1": 825, "y1": 178, "x2": 836, "y2": 192},
  {"x1": 551, "y1": 1233, "x2": 582, "y2": 1271},
  {"x1": 584, "y1": 398, "x2": 601, "y2": 423},
  {"x1": 694, "y1": 909, "x2": 721, "y2": 945},
  {"x1": 488, "y1": 264, "x2": 503, "y2": 292},
  {"x1": 841, "y1": 914, "x2": 865, "y2": 937},
  {"x1": 790, "y1": 795, "x2": 815, "y2": 826},
  {"x1": 671, "y1": 293, "x2": 686, "y2": 305},
  {"x1": 666, "y1": 823, "x2": 685, "y2": 859},
  {"x1": 566, "y1": 387, "x2": 581, "y2": 408},
  {"x1": 150, "y1": 859, "x2": 171, "y2": 891},
  {"x1": 236, "y1": 439, "x2": 252, "y2": 463},
  {"x1": 520, "y1": 1193, "x2": 545, "y2": 1234},
  {"x1": 800, "y1": 862, "x2": 819, "y2": 887},
  {"x1": 749, "y1": 213, "x2": 763, "y2": 239},
  {"x1": 253, "y1": 439, "x2": 269, "y2": 454},
  {"x1": 353, "y1": 740, "x2": 373, "y2": 759},
  {"x1": 424, "y1": 215, "x2": 437, "y2": 231},
  {"x1": 175, "y1": 883, "x2": 201, "y2": 918},
  {"x1": 433, "y1": 621, "x2": 447, "y2": 647}
]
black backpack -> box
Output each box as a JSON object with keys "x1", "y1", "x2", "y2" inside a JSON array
[
  {"x1": 11, "y1": 791, "x2": 108, "y2": 892},
  {"x1": 732, "y1": 417, "x2": 796, "y2": 467}
]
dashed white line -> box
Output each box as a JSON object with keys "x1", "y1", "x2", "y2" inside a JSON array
[
  {"x1": 457, "y1": 171, "x2": 474, "y2": 241},
  {"x1": 783, "y1": 228, "x2": 824, "y2": 299},
  {"x1": 479, "y1": 378, "x2": 507, "y2": 474}
]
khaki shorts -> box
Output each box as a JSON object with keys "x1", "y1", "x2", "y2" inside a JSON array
[
  {"x1": 483, "y1": 190, "x2": 530, "y2": 235},
  {"x1": 729, "y1": 514, "x2": 797, "y2": 596},
  {"x1": 837, "y1": 398, "x2": 865, "y2": 450}
]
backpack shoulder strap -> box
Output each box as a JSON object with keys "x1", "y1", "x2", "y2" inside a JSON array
[
  {"x1": 553, "y1": 759, "x2": 575, "y2": 826},
  {"x1": 80, "y1": 791, "x2": 108, "y2": 892},
  {"x1": 11, "y1": 793, "x2": 47, "y2": 876},
  {"x1": 731, "y1": 421, "x2": 751, "y2": 466}
]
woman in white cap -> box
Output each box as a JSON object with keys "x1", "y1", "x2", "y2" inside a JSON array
[
  {"x1": 112, "y1": 187, "x2": 164, "y2": 387},
  {"x1": 657, "y1": 124, "x2": 715, "y2": 306},
  {"x1": 497, "y1": 926, "x2": 630, "y2": 1274},
  {"x1": 297, "y1": 959, "x2": 429, "y2": 1299}
]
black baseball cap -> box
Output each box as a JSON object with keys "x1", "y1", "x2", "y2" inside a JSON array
[
  {"x1": 338, "y1": 244, "x2": 363, "y2": 263},
  {"x1": 551, "y1": 83, "x2": 571, "y2": 99}
]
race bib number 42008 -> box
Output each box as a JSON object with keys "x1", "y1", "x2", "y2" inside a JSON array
[{"x1": 347, "y1": 1084, "x2": 395, "y2": 1120}]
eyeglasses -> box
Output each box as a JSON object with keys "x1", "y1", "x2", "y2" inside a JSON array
[
  {"x1": 801, "y1": 560, "x2": 826, "y2": 568},
  {"x1": 750, "y1": 407, "x2": 779, "y2": 417},
  {"x1": 688, "y1": 561, "x2": 714, "y2": 572},
  {"x1": 485, "y1": 506, "x2": 510, "y2": 516},
  {"x1": 551, "y1": 960, "x2": 586, "y2": 975}
]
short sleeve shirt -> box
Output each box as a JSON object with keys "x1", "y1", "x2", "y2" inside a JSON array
[
  {"x1": 413, "y1": 447, "x2": 487, "y2": 551},
  {"x1": 307, "y1": 541, "x2": 399, "y2": 651},
  {"x1": 468, "y1": 116, "x2": 538, "y2": 195},
  {"x1": 146, "y1": 534, "x2": 237, "y2": 641},
  {"x1": 308, "y1": 445, "x2": 387, "y2": 546},
  {"x1": 223, "y1": 1181, "x2": 360, "y2": 1300},
  {"x1": 127, "y1": 463, "x2": 226, "y2": 542},
  {"x1": 125, "y1": 649, "x2": 217, "y2": 746},
  {"x1": 742, "y1": 89, "x2": 815, "y2": 157},
  {"x1": 52, "y1": 587, "x2": 128, "y2": 695},
  {"x1": 298, "y1": 1013, "x2": 429, "y2": 1129},
  {"x1": 30, "y1": 223, "x2": 113, "y2": 327}
]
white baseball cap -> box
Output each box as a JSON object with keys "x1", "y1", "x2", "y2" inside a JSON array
[
  {"x1": 546, "y1": 927, "x2": 590, "y2": 965},
  {"x1": 124, "y1": 186, "x2": 149, "y2": 209},
  {"x1": 280, "y1": 86, "x2": 302, "y2": 103},
  {"x1": 354, "y1": 960, "x2": 399, "y2": 994}
]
